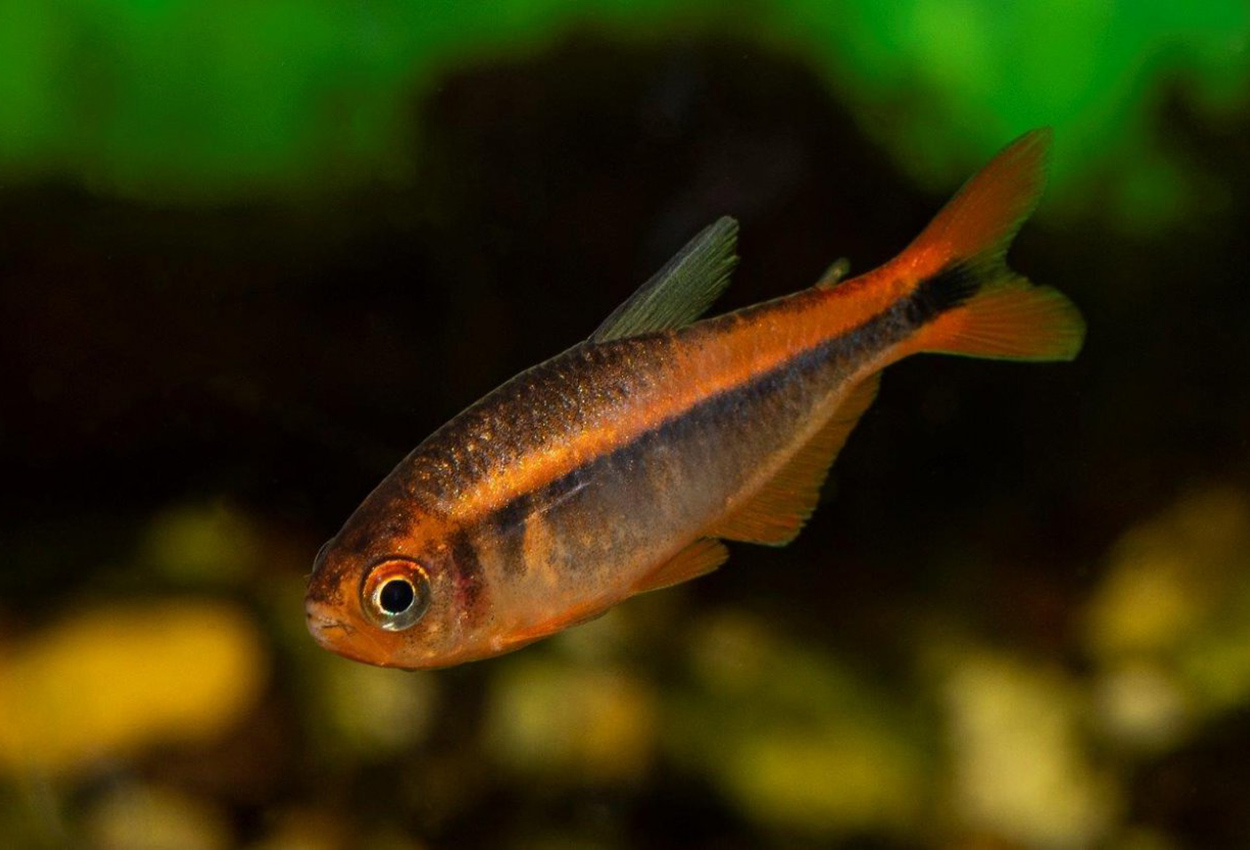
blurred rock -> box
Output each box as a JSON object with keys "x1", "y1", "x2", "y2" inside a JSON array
[
  {"x1": 485, "y1": 657, "x2": 657, "y2": 783},
  {"x1": 943, "y1": 652, "x2": 1118, "y2": 849},
  {"x1": 1095, "y1": 662, "x2": 1191, "y2": 752},
  {"x1": 1086, "y1": 486, "x2": 1250, "y2": 722},
  {"x1": 84, "y1": 782, "x2": 231, "y2": 850},
  {"x1": 1086, "y1": 487, "x2": 1250, "y2": 657},
  {"x1": 671, "y1": 610, "x2": 928, "y2": 837},
  {"x1": 320, "y1": 659, "x2": 439, "y2": 758},
  {"x1": 0, "y1": 601, "x2": 267, "y2": 776},
  {"x1": 723, "y1": 723, "x2": 923, "y2": 836}
]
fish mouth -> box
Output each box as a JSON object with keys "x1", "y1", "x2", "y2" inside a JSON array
[
  {"x1": 304, "y1": 599, "x2": 356, "y2": 645},
  {"x1": 304, "y1": 597, "x2": 400, "y2": 665}
]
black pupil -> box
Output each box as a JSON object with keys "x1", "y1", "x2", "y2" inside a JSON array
[{"x1": 379, "y1": 579, "x2": 415, "y2": 614}]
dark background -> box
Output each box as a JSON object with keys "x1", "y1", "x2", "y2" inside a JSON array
[{"x1": 2, "y1": 7, "x2": 1249, "y2": 850}]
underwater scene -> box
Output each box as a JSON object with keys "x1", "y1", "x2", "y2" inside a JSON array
[{"x1": 2, "y1": 2, "x2": 1249, "y2": 848}]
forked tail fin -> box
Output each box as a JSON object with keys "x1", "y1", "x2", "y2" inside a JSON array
[{"x1": 894, "y1": 128, "x2": 1085, "y2": 362}]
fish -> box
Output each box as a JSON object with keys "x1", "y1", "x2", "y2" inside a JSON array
[{"x1": 305, "y1": 128, "x2": 1084, "y2": 669}]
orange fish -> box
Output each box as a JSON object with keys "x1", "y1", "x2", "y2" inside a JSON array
[{"x1": 306, "y1": 129, "x2": 1084, "y2": 668}]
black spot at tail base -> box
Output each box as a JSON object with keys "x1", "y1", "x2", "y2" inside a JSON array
[{"x1": 905, "y1": 261, "x2": 982, "y2": 326}]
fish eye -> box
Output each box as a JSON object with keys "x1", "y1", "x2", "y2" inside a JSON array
[
  {"x1": 361, "y1": 558, "x2": 430, "y2": 631},
  {"x1": 379, "y1": 579, "x2": 414, "y2": 614}
]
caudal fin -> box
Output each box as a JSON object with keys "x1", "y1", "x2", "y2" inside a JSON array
[{"x1": 895, "y1": 128, "x2": 1085, "y2": 362}]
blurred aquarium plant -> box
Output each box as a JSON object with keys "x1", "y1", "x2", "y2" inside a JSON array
[{"x1": 0, "y1": 0, "x2": 1246, "y2": 226}]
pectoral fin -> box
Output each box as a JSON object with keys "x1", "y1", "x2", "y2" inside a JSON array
[
  {"x1": 496, "y1": 603, "x2": 611, "y2": 653},
  {"x1": 631, "y1": 538, "x2": 729, "y2": 594}
]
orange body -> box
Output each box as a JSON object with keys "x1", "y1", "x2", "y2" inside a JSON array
[{"x1": 305, "y1": 130, "x2": 1084, "y2": 669}]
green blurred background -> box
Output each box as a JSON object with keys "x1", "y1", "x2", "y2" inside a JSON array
[{"x1": 2, "y1": 2, "x2": 1249, "y2": 848}]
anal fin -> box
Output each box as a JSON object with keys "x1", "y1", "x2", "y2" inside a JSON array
[
  {"x1": 708, "y1": 373, "x2": 881, "y2": 546},
  {"x1": 632, "y1": 538, "x2": 729, "y2": 594}
]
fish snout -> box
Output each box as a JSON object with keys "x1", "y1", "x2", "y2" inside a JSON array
[{"x1": 304, "y1": 598, "x2": 353, "y2": 647}]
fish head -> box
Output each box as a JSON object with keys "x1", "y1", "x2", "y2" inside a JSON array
[{"x1": 304, "y1": 477, "x2": 487, "y2": 669}]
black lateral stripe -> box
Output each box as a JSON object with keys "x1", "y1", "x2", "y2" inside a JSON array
[
  {"x1": 489, "y1": 492, "x2": 530, "y2": 576},
  {"x1": 492, "y1": 492, "x2": 531, "y2": 532},
  {"x1": 485, "y1": 266, "x2": 980, "y2": 521},
  {"x1": 516, "y1": 340, "x2": 837, "y2": 513}
]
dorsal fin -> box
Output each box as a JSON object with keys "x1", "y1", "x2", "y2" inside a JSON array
[
  {"x1": 590, "y1": 217, "x2": 739, "y2": 342},
  {"x1": 708, "y1": 373, "x2": 881, "y2": 546}
]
